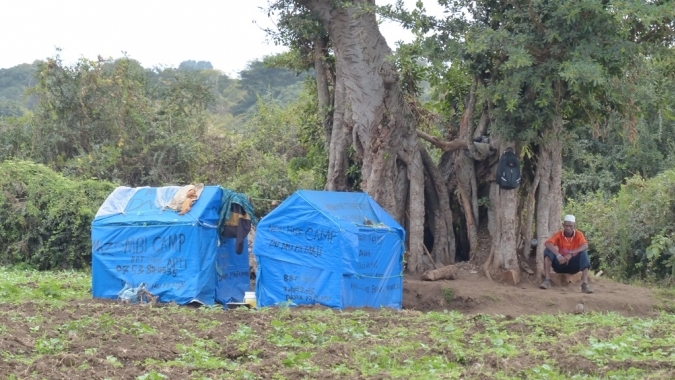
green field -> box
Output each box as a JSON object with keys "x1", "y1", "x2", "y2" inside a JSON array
[{"x1": 0, "y1": 268, "x2": 674, "y2": 379}]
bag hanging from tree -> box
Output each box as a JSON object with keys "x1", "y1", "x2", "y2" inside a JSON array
[{"x1": 496, "y1": 148, "x2": 521, "y2": 189}]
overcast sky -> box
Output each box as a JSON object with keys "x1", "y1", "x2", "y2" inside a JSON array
[{"x1": 0, "y1": 0, "x2": 445, "y2": 76}]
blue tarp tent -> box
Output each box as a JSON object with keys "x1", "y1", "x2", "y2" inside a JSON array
[
  {"x1": 254, "y1": 190, "x2": 405, "y2": 309},
  {"x1": 91, "y1": 186, "x2": 250, "y2": 305}
]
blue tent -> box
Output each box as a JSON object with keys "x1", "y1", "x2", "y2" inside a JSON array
[
  {"x1": 91, "y1": 186, "x2": 250, "y2": 305},
  {"x1": 254, "y1": 190, "x2": 405, "y2": 309}
]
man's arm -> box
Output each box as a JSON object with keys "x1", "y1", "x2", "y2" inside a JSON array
[
  {"x1": 569, "y1": 243, "x2": 589, "y2": 256},
  {"x1": 545, "y1": 241, "x2": 566, "y2": 263},
  {"x1": 545, "y1": 241, "x2": 560, "y2": 255}
]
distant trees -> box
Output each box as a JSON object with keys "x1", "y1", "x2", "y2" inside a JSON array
[
  {"x1": 20, "y1": 55, "x2": 210, "y2": 185},
  {"x1": 178, "y1": 60, "x2": 214, "y2": 71},
  {"x1": 0, "y1": 52, "x2": 323, "y2": 218},
  {"x1": 231, "y1": 59, "x2": 308, "y2": 115},
  {"x1": 0, "y1": 62, "x2": 39, "y2": 116}
]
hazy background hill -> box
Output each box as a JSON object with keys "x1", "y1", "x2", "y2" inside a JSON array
[{"x1": 0, "y1": 58, "x2": 307, "y2": 119}]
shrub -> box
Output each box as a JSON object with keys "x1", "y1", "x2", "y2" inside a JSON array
[
  {"x1": 566, "y1": 169, "x2": 675, "y2": 282},
  {"x1": 0, "y1": 160, "x2": 114, "y2": 269},
  {"x1": 441, "y1": 287, "x2": 454, "y2": 304}
]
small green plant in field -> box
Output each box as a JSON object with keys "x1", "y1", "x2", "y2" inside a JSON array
[
  {"x1": 121, "y1": 321, "x2": 157, "y2": 336},
  {"x1": 232, "y1": 324, "x2": 253, "y2": 340},
  {"x1": 106, "y1": 355, "x2": 123, "y2": 368},
  {"x1": 524, "y1": 363, "x2": 568, "y2": 379},
  {"x1": 267, "y1": 319, "x2": 303, "y2": 347},
  {"x1": 226, "y1": 323, "x2": 258, "y2": 353},
  {"x1": 231, "y1": 370, "x2": 259, "y2": 379},
  {"x1": 0, "y1": 282, "x2": 20, "y2": 299},
  {"x1": 77, "y1": 363, "x2": 90, "y2": 371},
  {"x1": 97, "y1": 313, "x2": 117, "y2": 332},
  {"x1": 654, "y1": 288, "x2": 675, "y2": 312},
  {"x1": 330, "y1": 363, "x2": 356, "y2": 376},
  {"x1": 35, "y1": 337, "x2": 65, "y2": 354},
  {"x1": 38, "y1": 281, "x2": 62, "y2": 299},
  {"x1": 136, "y1": 370, "x2": 168, "y2": 380},
  {"x1": 197, "y1": 319, "x2": 221, "y2": 331},
  {"x1": 281, "y1": 351, "x2": 312, "y2": 368},
  {"x1": 441, "y1": 287, "x2": 454, "y2": 304},
  {"x1": 171, "y1": 339, "x2": 236, "y2": 370},
  {"x1": 280, "y1": 351, "x2": 320, "y2": 374}
]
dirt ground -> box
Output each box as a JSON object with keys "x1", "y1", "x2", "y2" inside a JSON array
[
  {"x1": 0, "y1": 270, "x2": 669, "y2": 379},
  {"x1": 0, "y1": 274, "x2": 668, "y2": 379},
  {"x1": 403, "y1": 262, "x2": 659, "y2": 317}
]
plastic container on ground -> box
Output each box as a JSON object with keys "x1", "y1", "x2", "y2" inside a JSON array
[{"x1": 244, "y1": 291, "x2": 256, "y2": 308}]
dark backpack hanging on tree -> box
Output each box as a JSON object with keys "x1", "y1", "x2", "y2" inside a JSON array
[{"x1": 496, "y1": 148, "x2": 521, "y2": 189}]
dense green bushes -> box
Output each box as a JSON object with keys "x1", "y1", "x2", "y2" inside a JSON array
[
  {"x1": 0, "y1": 55, "x2": 326, "y2": 270},
  {"x1": 567, "y1": 169, "x2": 675, "y2": 283},
  {"x1": 0, "y1": 161, "x2": 114, "y2": 269}
]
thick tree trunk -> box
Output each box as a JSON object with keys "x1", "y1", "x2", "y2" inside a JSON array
[
  {"x1": 299, "y1": 0, "x2": 429, "y2": 271},
  {"x1": 522, "y1": 171, "x2": 540, "y2": 257},
  {"x1": 325, "y1": 72, "x2": 350, "y2": 191},
  {"x1": 535, "y1": 114, "x2": 564, "y2": 279},
  {"x1": 421, "y1": 148, "x2": 456, "y2": 265},
  {"x1": 455, "y1": 78, "x2": 479, "y2": 258},
  {"x1": 485, "y1": 141, "x2": 520, "y2": 276},
  {"x1": 398, "y1": 147, "x2": 426, "y2": 273}
]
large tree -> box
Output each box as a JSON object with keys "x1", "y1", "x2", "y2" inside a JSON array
[
  {"x1": 387, "y1": 0, "x2": 673, "y2": 278},
  {"x1": 268, "y1": 0, "x2": 460, "y2": 271},
  {"x1": 266, "y1": 0, "x2": 673, "y2": 276}
]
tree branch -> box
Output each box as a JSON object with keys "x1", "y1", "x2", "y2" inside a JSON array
[
  {"x1": 417, "y1": 130, "x2": 468, "y2": 152},
  {"x1": 459, "y1": 77, "x2": 478, "y2": 139},
  {"x1": 528, "y1": 0, "x2": 548, "y2": 35}
]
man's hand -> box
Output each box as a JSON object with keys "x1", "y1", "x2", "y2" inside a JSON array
[{"x1": 557, "y1": 255, "x2": 568, "y2": 265}]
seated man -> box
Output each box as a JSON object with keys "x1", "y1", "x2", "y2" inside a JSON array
[{"x1": 539, "y1": 214, "x2": 594, "y2": 293}]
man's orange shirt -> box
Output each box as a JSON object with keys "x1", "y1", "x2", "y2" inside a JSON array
[{"x1": 545, "y1": 230, "x2": 587, "y2": 255}]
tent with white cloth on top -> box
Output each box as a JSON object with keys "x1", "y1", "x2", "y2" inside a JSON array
[{"x1": 91, "y1": 185, "x2": 252, "y2": 305}]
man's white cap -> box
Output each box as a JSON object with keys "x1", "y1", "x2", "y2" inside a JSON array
[{"x1": 564, "y1": 214, "x2": 576, "y2": 223}]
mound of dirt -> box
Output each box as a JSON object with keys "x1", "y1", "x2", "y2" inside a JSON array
[{"x1": 403, "y1": 262, "x2": 659, "y2": 317}]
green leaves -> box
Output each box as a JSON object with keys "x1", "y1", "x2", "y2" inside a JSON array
[
  {"x1": 501, "y1": 46, "x2": 534, "y2": 71},
  {"x1": 0, "y1": 161, "x2": 114, "y2": 269},
  {"x1": 567, "y1": 169, "x2": 675, "y2": 281},
  {"x1": 281, "y1": 351, "x2": 313, "y2": 368},
  {"x1": 35, "y1": 337, "x2": 66, "y2": 355},
  {"x1": 1, "y1": 272, "x2": 674, "y2": 378},
  {"x1": 559, "y1": 60, "x2": 607, "y2": 88}
]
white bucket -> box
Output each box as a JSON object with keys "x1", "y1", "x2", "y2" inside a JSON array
[{"x1": 244, "y1": 291, "x2": 256, "y2": 308}]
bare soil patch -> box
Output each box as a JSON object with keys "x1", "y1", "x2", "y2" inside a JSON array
[{"x1": 403, "y1": 262, "x2": 658, "y2": 317}]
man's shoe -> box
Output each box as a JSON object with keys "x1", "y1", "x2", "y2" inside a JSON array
[
  {"x1": 581, "y1": 282, "x2": 594, "y2": 294},
  {"x1": 539, "y1": 279, "x2": 552, "y2": 289}
]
